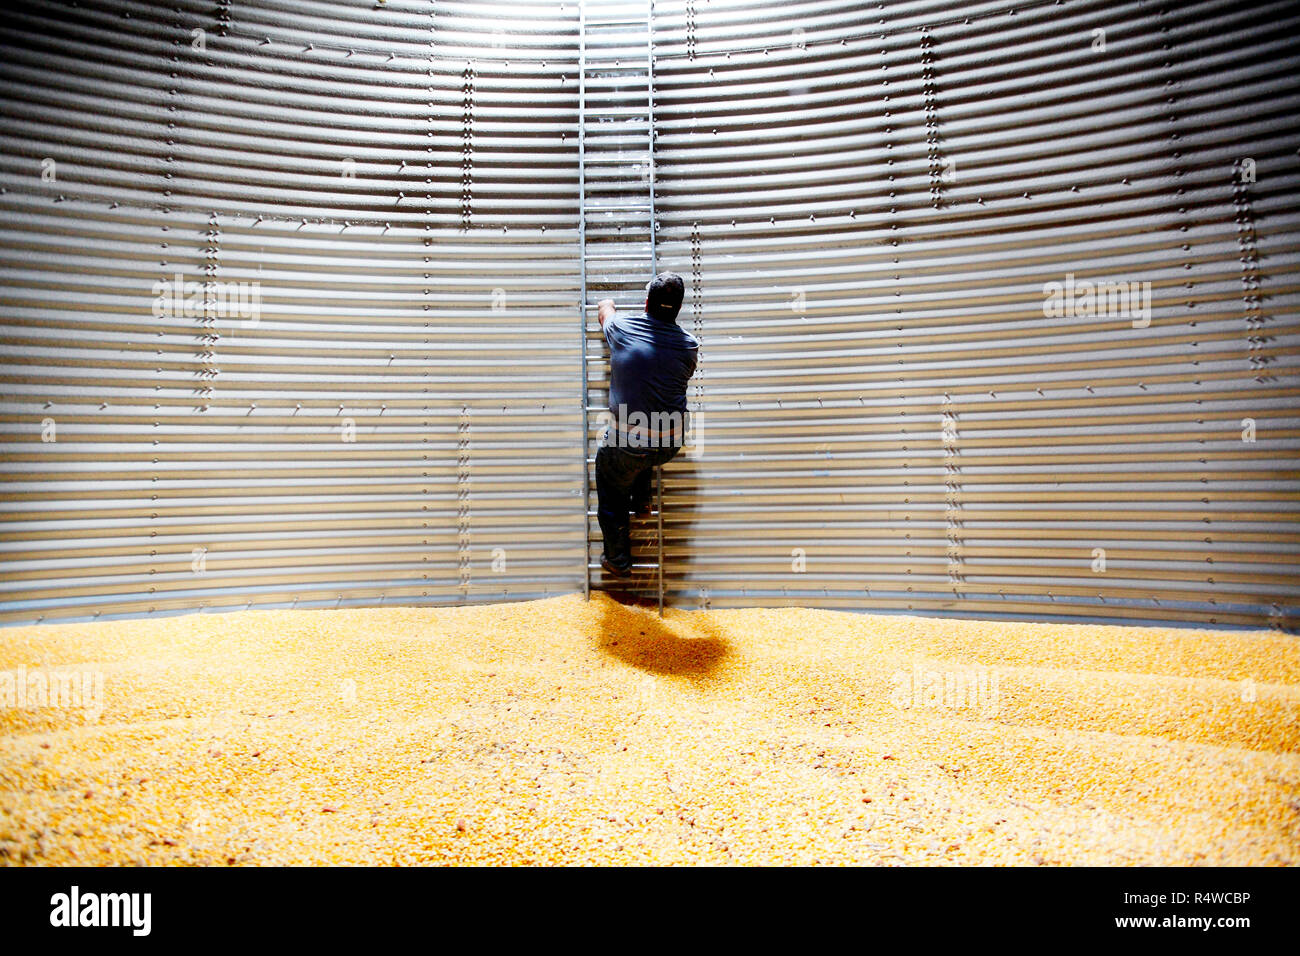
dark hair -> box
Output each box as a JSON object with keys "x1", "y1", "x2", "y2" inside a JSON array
[{"x1": 645, "y1": 271, "x2": 685, "y2": 322}]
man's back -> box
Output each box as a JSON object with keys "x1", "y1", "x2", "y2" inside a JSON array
[{"x1": 603, "y1": 310, "x2": 699, "y2": 420}]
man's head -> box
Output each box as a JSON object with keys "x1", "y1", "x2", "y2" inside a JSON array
[{"x1": 644, "y1": 271, "x2": 685, "y2": 322}]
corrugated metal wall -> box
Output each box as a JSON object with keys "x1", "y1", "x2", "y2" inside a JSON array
[
  {"x1": 650, "y1": 0, "x2": 1300, "y2": 627},
  {"x1": 0, "y1": 0, "x2": 586, "y2": 622},
  {"x1": 2, "y1": 0, "x2": 1297, "y2": 626}
]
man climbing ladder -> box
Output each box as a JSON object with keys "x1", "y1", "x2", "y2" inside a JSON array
[{"x1": 595, "y1": 273, "x2": 699, "y2": 577}]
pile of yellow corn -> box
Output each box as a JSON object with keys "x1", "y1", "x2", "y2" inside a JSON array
[{"x1": 1, "y1": 593, "x2": 1296, "y2": 865}]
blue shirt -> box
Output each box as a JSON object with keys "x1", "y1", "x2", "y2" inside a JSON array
[{"x1": 603, "y1": 311, "x2": 699, "y2": 424}]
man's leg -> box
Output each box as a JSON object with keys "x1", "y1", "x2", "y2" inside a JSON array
[
  {"x1": 631, "y1": 442, "x2": 683, "y2": 516},
  {"x1": 629, "y1": 466, "x2": 653, "y2": 517},
  {"x1": 595, "y1": 442, "x2": 644, "y2": 574},
  {"x1": 650, "y1": 444, "x2": 682, "y2": 470}
]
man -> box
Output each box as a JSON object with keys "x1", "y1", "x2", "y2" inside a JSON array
[{"x1": 595, "y1": 271, "x2": 699, "y2": 577}]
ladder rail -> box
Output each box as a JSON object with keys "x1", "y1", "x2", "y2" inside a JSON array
[
  {"x1": 648, "y1": 0, "x2": 662, "y2": 617},
  {"x1": 578, "y1": 1, "x2": 590, "y2": 602},
  {"x1": 656, "y1": 463, "x2": 664, "y2": 615},
  {"x1": 647, "y1": 1, "x2": 657, "y2": 276}
]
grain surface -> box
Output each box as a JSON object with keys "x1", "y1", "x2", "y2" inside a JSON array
[{"x1": 1, "y1": 594, "x2": 1296, "y2": 865}]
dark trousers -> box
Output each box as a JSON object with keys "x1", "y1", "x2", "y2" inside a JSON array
[{"x1": 595, "y1": 436, "x2": 681, "y2": 569}]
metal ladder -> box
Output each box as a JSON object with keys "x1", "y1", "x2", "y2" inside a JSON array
[{"x1": 579, "y1": 1, "x2": 664, "y2": 614}]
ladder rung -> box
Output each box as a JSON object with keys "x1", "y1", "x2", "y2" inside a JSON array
[
  {"x1": 587, "y1": 563, "x2": 660, "y2": 572},
  {"x1": 584, "y1": 203, "x2": 652, "y2": 212},
  {"x1": 585, "y1": 253, "x2": 650, "y2": 260},
  {"x1": 583, "y1": 157, "x2": 650, "y2": 164},
  {"x1": 585, "y1": 17, "x2": 649, "y2": 25}
]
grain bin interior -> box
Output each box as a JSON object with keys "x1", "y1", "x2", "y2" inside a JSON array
[{"x1": 1, "y1": 0, "x2": 1299, "y2": 876}]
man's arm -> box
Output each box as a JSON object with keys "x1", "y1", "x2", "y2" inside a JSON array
[{"x1": 597, "y1": 298, "x2": 616, "y2": 329}]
